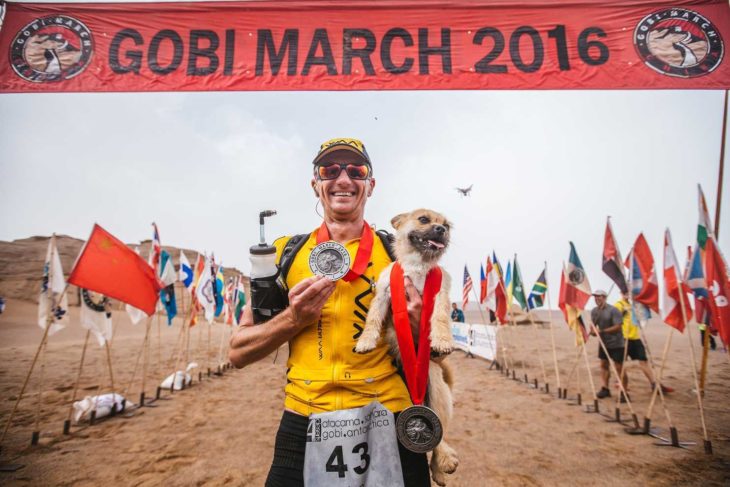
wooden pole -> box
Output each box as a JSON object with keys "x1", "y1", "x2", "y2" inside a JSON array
[
  {"x1": 140, "y1": 317, "x2": 153, "y2": 404},
  {"x1": 544, "y1": 261, "x2": 561, "y2": 391},
  {"x1": 525, "y1": 306, "x2": 549, "y2": 387},
  {"x1": 681, "y1": 312, "x2": 712, "y2": 453},
  {"x1": 65, "y1": 330, "x2": 91, "y2": 432},
  {"x1": 581, "y1": 340, "x2": 598, "y2": 400},
  {"x1": 32, "y1": 340, "x2": 48, "y2": 444}
]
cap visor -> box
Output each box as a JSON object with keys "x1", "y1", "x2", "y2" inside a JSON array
[{"x1": 313, "y1": 145, "x2": 368, "y2": 165}]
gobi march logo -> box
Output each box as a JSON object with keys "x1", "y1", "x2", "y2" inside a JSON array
[
  {"x1": 10, "y1": 15, "x2": 93, "y2": 83},
  {"x1": 634, "y1": 8, "x2": 723, "y2": 78}
]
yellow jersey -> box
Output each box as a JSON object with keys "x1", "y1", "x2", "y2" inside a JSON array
[
  {"x1": 615, "y1": 298, "x2": 640, "y2": 340},
  {"x1": 274, "y1": 228, "x2": 412, "y2": 416}
]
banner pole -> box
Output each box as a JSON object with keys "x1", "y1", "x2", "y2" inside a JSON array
[
  {"x1": 64, "y1": 330, "x2": 91, "y2": 433},
  {"x1": 544, "y1": 261, "x2": 561, "y2": 391}
]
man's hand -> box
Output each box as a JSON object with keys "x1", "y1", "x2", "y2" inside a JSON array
[
  {"x1": 404, "y1": 277, "x2": 423, "y2": 333},
  {"x1": 287, "y1": 275, "x2": 336, "y2": 329}
]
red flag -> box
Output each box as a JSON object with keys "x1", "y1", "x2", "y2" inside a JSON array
[
  {"x1": 661, "y1": 229, "x2": 692, "y2": 333},
  {"x1": 68, "y1": 224, "x2": 161, "y2": 315},
  {"x1": 705, "y1": 237, "x2": 730, "y2": 346},
  {"x1": 479, "y1": 263, "x2": 487, "y2": 304},
  {"x1": 602, "y1": 218, "x2": 628, "y2": 294},
  {"x1": 630, "y1": 233, "x2": 660, "y2": 313},
  {"x1": 558, "y1": 263, "x2": 589, "y2": 345}
]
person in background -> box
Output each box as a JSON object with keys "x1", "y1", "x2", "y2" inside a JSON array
[
  {"x1": 451, "y1": 302, "x2": 465, "y2": 323},
  {"x1": 590, "y1": 290, "x2": 627, "y2": 402},
  {"x1": 614, "y1": 292, "x2": 671, "y2": 393}
]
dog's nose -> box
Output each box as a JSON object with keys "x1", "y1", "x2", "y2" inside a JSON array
[{"x1": 434, "y1": 224, "x2": 446, "y2": 234}]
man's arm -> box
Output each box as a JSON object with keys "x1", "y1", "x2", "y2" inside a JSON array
[{"x1": 229, "y1": 275, "x2": 335, "y2": 368}]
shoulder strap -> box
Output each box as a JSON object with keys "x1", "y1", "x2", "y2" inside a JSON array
[
  {"x1": 278, "y1": 233, "x2": 309, "y2": 285},
  {"x1": 375, "y1": 229, "x2": 396, "y2": 262}
]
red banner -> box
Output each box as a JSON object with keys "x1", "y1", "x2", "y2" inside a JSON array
[{"x1": 1, "y1": 0, "x2": 729, "y2": 93}]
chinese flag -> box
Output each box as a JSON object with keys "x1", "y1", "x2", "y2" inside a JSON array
[{"x1": 68, "y1": 224, "x2": 161, "y2": 315}]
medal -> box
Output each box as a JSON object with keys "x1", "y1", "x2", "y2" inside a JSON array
[
  {"x1": 313, "y1": 221, "x2": 374, "y2": 282},
  {"x1": 390, "y1": 262, "x2": 443, "y2": 452},
  {"x1": 396, "y1": 404, "x2": 443, "y2": 453},
  {"x1": 309, "y1": 241, "x2": 351, "y2": 281}
]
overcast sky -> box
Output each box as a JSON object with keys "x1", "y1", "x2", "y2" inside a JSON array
[{"x1": 1, "y1": 88, "x2": 727, "y2": 307}]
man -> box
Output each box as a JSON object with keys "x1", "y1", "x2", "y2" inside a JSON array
[
  {"x1": 590, "y1": 290, "x2": 626, "y2": 401},
  {"x1": 229, "y1": 138, "x2": 431, "y2": 486},
  {"x1": 614, "y1": 292, "x2": 670, "y2": 393},
  {"x1": 451, "y1": 302, "x2": 465, "y2": 323}
]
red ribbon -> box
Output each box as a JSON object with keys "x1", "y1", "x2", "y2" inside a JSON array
[
  {"x1": 316, "y1": 221, "x2": 373, "y2": 283},
  {"x1": 390, "y1": 262, "x2": 442, "y2": 406}
]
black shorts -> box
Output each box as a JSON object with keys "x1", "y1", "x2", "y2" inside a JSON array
[
  {"x1": 598, "y1": 346, "x2": 625, "y2": 363},
  {"x1": 627, "y1": 339, "x2": 648, "y2": 361},
  {"x1": 265, "y1": 410, "x2": 431, "y2": 487}
]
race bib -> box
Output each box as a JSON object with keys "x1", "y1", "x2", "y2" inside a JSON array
[{"x1": 304, "y1": 401, "x2": 404, "y2": 487}]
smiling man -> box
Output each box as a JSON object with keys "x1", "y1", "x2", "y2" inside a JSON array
[{"x1": 229, "y1": 138, "x2": 432, "y2": 486}]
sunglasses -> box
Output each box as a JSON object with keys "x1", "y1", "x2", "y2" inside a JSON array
[{"x1": 316, "y1": 163, "x2": 371, "y2": 181}]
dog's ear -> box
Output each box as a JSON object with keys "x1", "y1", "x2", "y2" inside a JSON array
[{"x1": 391, "y1": 213, "x2": 408, "y2": 230}]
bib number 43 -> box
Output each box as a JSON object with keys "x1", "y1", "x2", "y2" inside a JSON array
[{"x1": 326, "y1": 442, "x2": 371, "y2": 478}]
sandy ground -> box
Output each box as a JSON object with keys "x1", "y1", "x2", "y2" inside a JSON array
[{"x1": 1, "y1": 299, "x2": 729, "y2": 486}]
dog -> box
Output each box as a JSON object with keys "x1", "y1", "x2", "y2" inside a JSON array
[{"x1": 355, "y1": 209, "x2": 458, "y2": 486}]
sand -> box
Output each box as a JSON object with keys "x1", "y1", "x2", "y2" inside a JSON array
[{"x1": 1, "y1": 299, "x2": 729, "y2": 486}]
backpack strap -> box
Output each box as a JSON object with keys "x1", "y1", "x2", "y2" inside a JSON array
[
  {"x1": 277, "y1": 233, "x2": 309, "y2": 288},
  {"x1": 375, "y1": 229, "x2": 396, "y2": 262}
]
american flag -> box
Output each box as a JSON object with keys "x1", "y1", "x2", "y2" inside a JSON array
[{"x1": 463, "y1": 265, "x2": 473, "y2": 310}]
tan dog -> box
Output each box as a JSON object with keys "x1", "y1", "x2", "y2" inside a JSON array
[{"x1": 355, "y1": 209, "x2": 458, "y2": 486}]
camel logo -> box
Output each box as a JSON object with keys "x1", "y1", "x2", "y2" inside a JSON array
[
  {"x1": 634, "y1": 8, "x2": 723, "y2": 78},
  {"x1": 10, "y1": 15, "x2": 93, "y2": 83}
]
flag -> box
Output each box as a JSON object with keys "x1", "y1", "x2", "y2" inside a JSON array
[
  {"x1": 214, "y1": 265, "x2": 225, "y2": 317},
  {"x1": 38, "y1": 235, "x2": 68, "y2": 336},
  {"x1": 705, "y1": 236, "x2": 730, "y2": 346},
  {"x1": 160, "y1": 284, "x2": 177, "y2": 325},
  {"x1": 661, "y1": 229, "x2": 692, "y2": 333},
  {"x1": 697, "y1": 184, "x2": 714, "y2": 250},
  {"x1": 189, "y1": 253, "x2": 205, "y2": 327},
  {"x1": 179, "y1": 250, "x2": 193, "y2": 290},
  {"x1": 159, "y1": 250, "x2": 177, "y2": 287},
  {"x1": 492, "y1": 251, "x2": 503, "y2": 278},
  {"x1": 234, "y1": 276, "x2": 247, "y2": 325},
  {"x1": 195, "y1": 255, "x2": 216, "y2": 323},
  {"x1": 224, "y1": 277, "x2": 235, "y2": 325},
  {"x1": 479, "y1": 263, "x2": 487, "y2": 304},
  {"x1": 527, "y1": 268, "x2": 547, "y2": 310},
  {"x1": 485, "y1": 256, "x2": 507, "y2": 324},
  {"x1": 462, "y1": 265, "x2": 473, "y2": 310},
  {"x1": 150, "y1": 222, "x2": 162, "y2": 273},
  {"x1": 565, "y1": 242, "x2": 592, "y2": 309},
  {"x1": 79, "y1": 289, "x2": 113, "y2": 347},
  {"x1": 558, "y1": 262, "x2": 589, "y2": 345},
  {"x1": 504, "y1": 261, "x2": 513, "y2": 305},
  {"x1": 512, "y1": 256, "x2": 528, "y2": 310},
  {"x1": 68, "y1": 224, "x2": 161, "y2": 315},
  {"x1": 628, "y1": 233, "x2": 659, "y2": 313},
  {"x1": 602, "y1": 217, "x2": 628, "y2": 294},
  {"x1": 125, "y1": 246, "x2": 147, "y2": 325},
  {"x1": 686, "y1": 245, "x2": 710, "y2": 324}
]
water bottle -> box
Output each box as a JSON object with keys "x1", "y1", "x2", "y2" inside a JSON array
[{"x1": 249, "y1": 211, "x2": 287, "y2": 324}]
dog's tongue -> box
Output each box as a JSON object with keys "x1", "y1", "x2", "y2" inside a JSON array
[{"x1": 427, "y1": 240, "x2": 445, "y2": 250}]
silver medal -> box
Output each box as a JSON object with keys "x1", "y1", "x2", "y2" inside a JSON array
[
  {"x1": 395, "y1": 405, "x2": 443, "y2": 453},
  {"x1": 309, "y1": 241, "x2": 351, "y2": 281}
]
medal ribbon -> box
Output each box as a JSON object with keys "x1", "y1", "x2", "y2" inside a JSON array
[
  {"x1": 316, "y1": 221, "x2": 373, "y2": 282},
  {"x1": 390, "y1": 262, "x2": 442, "y2": 406}
]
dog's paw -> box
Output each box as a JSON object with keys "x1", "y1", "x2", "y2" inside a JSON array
[
  {"x1": 437, "y1": 449, "x2": 459, "y2": 475},
  {"x1": 354, "y1": 338, "x2": 377, "y2": 354},
  {"x1": 430, "y1": 337, "x2": 454, "y2": 355},
  {"x1": 431, "y1": 470, "x2": 447, "y2": 487}
]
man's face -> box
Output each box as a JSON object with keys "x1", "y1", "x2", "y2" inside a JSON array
[
  {"x1": 452, "y1": 303, "x2": 457, "y2": 310},
  {"x1": 594, "y1": 295, "x2": 606, "y2": 307},
  {"x1": 312, "y1": 150, "x2": 375, "y2": 220}
]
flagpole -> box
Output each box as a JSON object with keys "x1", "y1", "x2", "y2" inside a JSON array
[
  {"x1": 543, "y1": 262, "x2": 561, "y2": 393},
  {"x1": 680, "y1": 310, "x2": 712, "y2": 453},
  {"x1": 0, "y1": 281, "x2": 69, "y2": 450},
  {"x1": 518, "y1": 256, "x2": 549, "y2": 388},
  {"x1": 64, "y1": 330, "x2": 91, "y2": 434},
  {"x1": 714, "y1": 89, "x2": 727, "y2": 237},
  {"x1": 139, "y1": 316, "x2": 153, "y2": 406},
  {"x1": 31, "y1": 339, "x2": 48, "y2": 445}
]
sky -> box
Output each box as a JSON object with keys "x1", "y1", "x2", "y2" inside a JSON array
[{"x1": 1, "y1": 88, "x2": 728, "y2": 306}]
